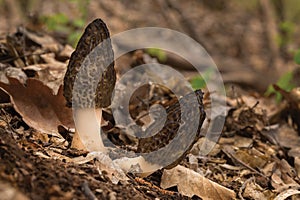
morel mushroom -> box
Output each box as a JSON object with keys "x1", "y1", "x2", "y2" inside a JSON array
[
  {"x1": 63, "y1": 18, "x2": 116, "y2": 152},
  {"x1": 63, "y1": 18, "x2": 161, "y2": 174},
  {"x1": 63, "y1": 18, "x2": 206, "y2": 176}
]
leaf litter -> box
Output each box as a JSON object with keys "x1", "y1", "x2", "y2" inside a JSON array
[{"x1": 0, "y1": 24, "x2": 300, "y2": 200}]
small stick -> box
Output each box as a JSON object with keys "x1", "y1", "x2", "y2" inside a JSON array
[
  {"x1": 0, "y1": 103, "x2": 12, "y2": 108},
  {"x1": 81, "y1": 181, "x2": 98, "y2": 200},
  {"x1": 238, "y1": 177, "x2": 255, "y2": 200}
]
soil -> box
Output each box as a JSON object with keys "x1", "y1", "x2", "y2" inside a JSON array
[{"x1": 0, "y1": 126, "x2": 189, "y2": 199}]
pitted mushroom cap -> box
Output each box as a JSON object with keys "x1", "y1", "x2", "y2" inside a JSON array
[{"x1": 63, "y1": 18, "x2": 116, "y2": 109}]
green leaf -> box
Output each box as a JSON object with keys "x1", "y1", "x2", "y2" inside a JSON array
[
  {"x1": 279, "y1": 21, "x2": 295, "y2": 34},
  {"x1": 190, "y1": 68, "x2": 214, "y2": 90},
  {"x1": 276, "y1": 71, "x2": 295, "y2": 91},
  {"x1": 41, "y1": 13, "x2": 69, "y2": 31},
  {"x1": 265, "y1": 71, "x2": 295, "y2": 102},
  {"x1": 146, "y1": 48, "x2": 167, "y2": 62},
  {"x1": 73, "y1": 18, "x2": 85, "y2": 28},
  {"x1": 294, "y1": 49, "x2": 300, "y2": 64},
  {"x1": 191, "y1": 76, "x2": 206, "y2": 90}
]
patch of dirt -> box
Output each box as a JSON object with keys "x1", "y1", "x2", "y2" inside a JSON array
[{"x1": 0, "y1": 127, "x2": 188, "y2": 199}]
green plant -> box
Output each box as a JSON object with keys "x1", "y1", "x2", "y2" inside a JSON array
[
  {"x1": 40, "y1": 0, "x2": 90, "y2": 47},
  {"x1": 265, "y1": 71, "x2": 296, "y2": 102},
  {"x1": 190, "y1": 68, "x2": 214, "y2": 90},
  {"x1": 276, "y1": 21, "x2": 295, "y2": 47},
  {"x1": 294, "y1": 49, "x2": 300, "y2": 64},
  {"x1": 146, "y1": 48, "x2": 167, "y2": 62},
  {"x1": 265, "y1": 48, "x2": 300, "y2": 102},
  {"x1": 41, "y1": 13, "x2": 69, "y2": 31}
]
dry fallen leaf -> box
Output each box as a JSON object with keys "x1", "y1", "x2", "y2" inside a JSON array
[
  {"x1": 18, "y1": 26, "x2": 63, "y2": 53},
  {"x1": 0, "y1": 87, "x2": 10, "y2": 103},
  {"x1": 276, "y1": 124, "x2": 300, "y2": 149},
  {"x1": 0, "y1": 77, "x2": 74, "y2": 136},
  {"x1": 274, "y1": 189, "x2": 300, "y2": 200},
  {"x1": 161, "y1": 165, "x2": 236, "y2": 199},
  {"x1": 72, "y1": 151, "x2": 129, "y2": 184},
  {"x1": 271, "y1": 159, "x2": 300, "y2": 192},
  {"x1": 273, "y1": 85, "x2": 300, "y2": 133},
  {"x1": 242, "y1": 180, "x2": 268, "y2": 199},
  {"x1": 0, "y1": 66, "x2": 27, "y2": 85},
  {"x1": 24, "y1": 64, "x2": 66, "y2": 95}
]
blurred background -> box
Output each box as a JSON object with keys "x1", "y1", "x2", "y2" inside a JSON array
[{"x1": 1, "y1": 0, "x2": 300, "y2": 94}]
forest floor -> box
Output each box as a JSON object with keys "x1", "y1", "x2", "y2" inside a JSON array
[{"x1": 0, "y1": 1, "x2": 300, "y2": 199}]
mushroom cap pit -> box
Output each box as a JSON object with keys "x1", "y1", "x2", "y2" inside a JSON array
[{"x1": 63, "y1": 18, "x2": 116, "y2": 109}]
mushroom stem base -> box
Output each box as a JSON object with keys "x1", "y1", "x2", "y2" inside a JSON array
[{"x1": 72, "y1": 108, "x2": 106, "y2": 152}]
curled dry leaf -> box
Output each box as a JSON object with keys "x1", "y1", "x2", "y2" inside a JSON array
[
  {"x1": 161, "y1": 165, "x2": 236, "y2": 199},
  {"x1": 274, "y1": 189, "x2": 300, "y2": 200},
  {"x1": 0, "y1": 77, "x2": 74, "y2": 136},
  {"x1": 270, "y1": 159, "x2": 300, "y2": 195}
]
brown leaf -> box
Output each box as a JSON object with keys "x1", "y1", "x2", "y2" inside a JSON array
[
  {"x1": 0, "y1": 77, "x2": 74, "y2": 136},
  {"x1": 242, "y1": 180, "x2": 268, "y2": 199},
  {"x1": 274, "y1": 189, "x2": 300, "y2": 200},
  {"x1": 23, "y1": 64, "x2": 66, "y2": 95},
  {"x1": 276, "y1": 124, "x2": 300, "y2": 159},
  {"x1": 0, "y1": 87, "x2": 10, "y2": 103},
  {"x1": 161, "y1": 165, "x2": 236, "y2": 199},
  {"x1": 0, "y1": 66, "x2": 27, "y2": 84},
  {"x1": 19, "y1": 26, "x2": 63, "y2": 53},
  {"x1": 271, "y1": 159, "x2": 299, "y2": 192},
  {"x1": 273, "y1": 85, "x2": 300, "y2": 133}
]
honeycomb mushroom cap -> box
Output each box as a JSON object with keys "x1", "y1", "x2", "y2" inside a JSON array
[
  {"x1": 63, "y1": 18, "x2": 116, "y2": 109},
  {"x1": 137, "y1": 89, "x2": 206, "y2": 169}
]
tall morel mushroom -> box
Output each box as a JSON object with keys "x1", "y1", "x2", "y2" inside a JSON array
[
  {"x1": 63, "y1": 18, "x2": 116, "y2": 152},
  {"x1": 63, "y1": 18, "x2": 162, "y2": 174}
]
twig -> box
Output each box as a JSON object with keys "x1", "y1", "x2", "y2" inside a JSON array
[
  {"x1": 0, "y1": 51, "x2": 49, "y2": 63},
  {"x1": 238, "y1": 177, "x2": 255, "y2": 200},
  {"x1": 81, "y1": 181, "x2": 98, "y2": 200},
  {"x1": 0, "y1": 103, "x2": 12, "y2": 108},
  {"x1": 135, "y1": 177, "x2": 175, "y2": 196},
  {"x1": 222, "y1": 146, "x2": 269, "y2": 180}
]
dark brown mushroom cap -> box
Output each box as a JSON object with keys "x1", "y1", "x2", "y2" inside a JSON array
[
  {"x1": 137, "y1": 89, "x2": 206, "y2": 169},
  {"x1": 63, "y1": 19, "x2": 116, "y2": 108}
]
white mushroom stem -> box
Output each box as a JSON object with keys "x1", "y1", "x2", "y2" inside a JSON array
[
  {"x1": 71, "y1": 108, "x2": 106, "y2": 152},
  {"x1": 71, "y1": 107, "x2": 161, "y2": 176}
]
